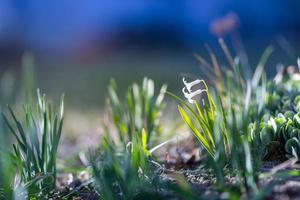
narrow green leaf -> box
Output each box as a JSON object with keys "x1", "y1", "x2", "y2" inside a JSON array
[{"x1": 178, "y1": 105, "x2": 213, "y2": 156}]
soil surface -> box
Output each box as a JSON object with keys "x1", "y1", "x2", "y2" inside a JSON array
[{"x1": 52, "y1": 159, "x2": 300, "y2": 199}]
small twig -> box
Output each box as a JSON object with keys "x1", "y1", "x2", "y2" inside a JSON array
[
  {"x1": 260, "y1": 158, "x2": 298, "y2": 178},
  {"x1": 270, "y1": 158, "x2": 298, "y2": 175}
]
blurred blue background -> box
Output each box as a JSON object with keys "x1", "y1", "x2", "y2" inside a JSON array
[
  {"x1": 1, "y1": 1, "x2": 300, "y2": 56},
  {"x1": 0, "y1": 0, "x2": 300, "y2": 109}
]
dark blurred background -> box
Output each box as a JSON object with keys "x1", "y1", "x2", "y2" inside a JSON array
[{"x1": 1, "y1": 0, "x2": 300, "y2": 110}]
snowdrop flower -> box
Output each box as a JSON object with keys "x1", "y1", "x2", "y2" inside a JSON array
[{"x1": 182, "y1": 77, "x2": 207, "y2": 103}]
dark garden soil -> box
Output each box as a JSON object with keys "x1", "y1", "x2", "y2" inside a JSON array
[{"x1": 51, "y1": 158, "x2": 300, "y2": 200}]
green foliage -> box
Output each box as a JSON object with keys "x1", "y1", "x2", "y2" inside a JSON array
[
  {"x1": 170, "y1": 44, "x2": 276, "y2": 196},
  {"x1": 264, "y1": 81, "x2": 295, "y2": 114},
  {"x1": 91, "y1": 129, "x2": 200, "y2": 200},
  {"x1": 250, "y1": 60, "x2": 300, "y2": 160},
  {"x1": 107, "y1": 77, "x2": 167, "y2": 146},
  {"x1": 201, "y1": 93, "x2": 261, "y2": 195},
  {"x1": 285, "y1": 137, "x2": 300, "y2": 159},
  {"x1": 224, "y1": 104, "x2": 260, "y2": 194},
  {"x1": 167, "y1": 81, "x2": 227, "y2": 158},
  {"x1": 3, "y1": 42, "x2": 300, "y2": 199},
  {"x1": 0, "y1": 72, "x2": 14, "y2": 199},
  {"x1": 170, "y1": 45, "x2": 271, "y2": 159},
  {"x1": 2, "y1": 90, "x2": 64, "y2": 197},
  {"x1": 0, "y1": 57, "x2": 36, "y2": 199},
  {"x1": 169, "y1": 81, "x2": 260, "y2": 196},
  {"x1": 253, "y1": 111, "x2": 300, "y2": 159},
  {"x1": 198, "y1": 44, "x2": 273, "y2": 122},
  {"x1": 209, "y1": 48, "x2": 272, "y2": 195},
  {"x1": 97, "y1": 76, "x2": 202, "y2": 199},
  {"x1": 91, "y1": 130, "x2": 151, "y2": 200}
]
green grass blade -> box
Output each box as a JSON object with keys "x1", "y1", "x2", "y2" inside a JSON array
[{"x1": 178, "y1": 105, "x2": 213, "y2": 156}]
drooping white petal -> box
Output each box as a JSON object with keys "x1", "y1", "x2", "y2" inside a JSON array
[
  {"x1": 182, "y1": 77, "x2": 207, "y2": 104},
  {"x1": 182, "y1": 87, "x2": 190, "y2": 98},
  {"x1": 184, "y1": 88, "x2": 207, "y2": 104},
  {"x1": 182, "y1": 77, "x2": 204, "y2": 93}
]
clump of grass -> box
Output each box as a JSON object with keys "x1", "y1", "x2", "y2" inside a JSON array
[
  {"x1": 107, "y1": 77, "x2": 167, "y2": 146},
  {"x1": 167, "y1": 79, "x2": 227, "y2": 157},
  {"x1": 92, "y1": 78, "x2": 168, "y2": 199},
  {"x1": 168, "y1": 78, "x2": 259, "y2": 195},
  {"x1": 91, "y1": 77, "x2": 201, "y2": 199},
  {"x1": 0, "y1": 57, "x2": 36, "y2": 199},
  {"x1": 90, "y1": 129, "x2": 153, "y2": 200},
  {"x1": 90, "y1": 129, "x2": 200, "y2": 200},
  {"x1": 2, "y1": 90, "x2": 64, "y2": 198},
  {"x1": 167, "y1": 40, "x2": 276, "y2": 196},
  {"x1": 196, "y1": 40, "x2": 273, "y2": 120}
]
